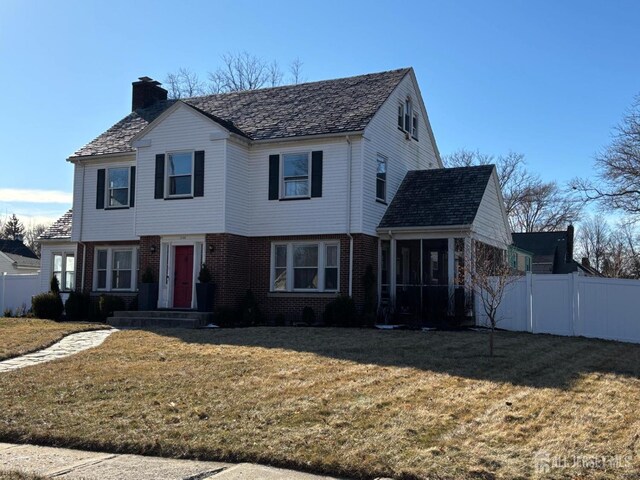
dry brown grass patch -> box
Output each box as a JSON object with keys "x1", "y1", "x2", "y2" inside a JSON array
[
  {"x1": 0, "y1": 327, "x2": 638, "y2": 479},
  {"x1": 0, "y1": 318, "x2": 107, "y2": 361}
]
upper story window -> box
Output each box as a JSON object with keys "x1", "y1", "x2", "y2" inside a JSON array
[
  {"x1": 53, "y1": 253, "x2": 75, "y2": 291},
  {"x1": 167, "y1": 152, "x2": 193, "y2": 197},
  {"x1": 376, "y1": 155, "x2": 387, "y2": 202},
  {"x1": 107, "y1": 168, "x2": 130, "y2": 208},
  {"x1": 397, "y1": 97, "x2": 419, "y2": 141},
  {"x1": 282, "y1": 153, "x2": 310, "y2": 198},
  {"x1": 96, "y1": 166, "x2": 135, "y2": 210}
]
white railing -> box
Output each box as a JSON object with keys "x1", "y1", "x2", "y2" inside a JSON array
[
  {"x1": 0, "y1": 273, "x2": 42, "y2": 315},
  {"x1": 476, "y1": 273, "x2": 640, "y2": 344}
]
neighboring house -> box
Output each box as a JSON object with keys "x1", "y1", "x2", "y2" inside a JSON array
[
  {"x1": 508, "y1": 245, "x2": 533, "y2": 273},
  {"x1": 0, "y1": 239, "x2": 40, "y2": 275},
  {"x1": 41, "y1": 68, "x2": 511, "y2": 325},
  {"x1": 512, "y1": 226, "x2": 602, "y2": 276}
]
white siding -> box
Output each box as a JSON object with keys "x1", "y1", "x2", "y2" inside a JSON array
[
  {"x1": 0, "y1": 254, "x2": 19, "y2": 274},
  {"x1": 225, "y1": 140, "x2": 250, "y2": 236},
  {"x1": 39, "y1": 242, "x2": 76, "y2": 292},
  {"x1": 71, "y1": 154, "x2": 137, "y2": 242},
  {"x1": 472, "y1": 170, "x2": 511, "y2": 247},
  {"x1": 362, "y1": 74, "x2": 440, "y2": 236},
  {"x1": 135, "y1": 104, "x2": 227, "y2": 236},
  {"x1": 247, "y1": 137, "x2": 362, "y2": 236}
]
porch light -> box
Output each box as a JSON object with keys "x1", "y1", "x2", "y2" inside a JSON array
[
  {"x1": 208, "y1": 245, "x2": 214, "y2": 253},
  {"x1": 150, "y1": 245, "x2": 156, "y2": 253}
]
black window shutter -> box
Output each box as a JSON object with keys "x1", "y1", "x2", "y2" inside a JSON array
[
  {"x1": 96, "y1": 169, "x2": 105, "y2": 209},
  {"x1": 129, "y1": 166, "x2": 136, "y2": 207},
  {"x1": 311, "y1": 151, "x2": 323, "y2": 198},
  {"x1": 154, "y1": 154, "x2": 165, "y2": 199},
  {"x1": 268, "y1": 154, "x2": 279, "y2": 200},
  {"x1": 194, "y1": 150, "x2": 205, "y2": 197}
]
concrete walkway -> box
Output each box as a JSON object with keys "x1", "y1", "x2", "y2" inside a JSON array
[
  {"x1": 0, "y1": 442, "x2": 343, "y2": 479},
  {"x1": 0, "y1": 329, "x2": 115, "y2": 373}
]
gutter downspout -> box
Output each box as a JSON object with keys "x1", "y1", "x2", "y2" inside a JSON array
[
  {"x1": 346, "y1": 136, "x2": 353, "y2": 297},
  {"x1": 78, "y1": 161, "x2": 87, "y2": 291}
]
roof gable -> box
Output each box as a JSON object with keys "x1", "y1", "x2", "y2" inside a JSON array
[
  {"x1": 0, "y1": 240, "x2": 38, "y2": 259},
  {"x1": 70, "y1": 68, "x2": 410, "y2": 158},
  {"x1": 378, "y1": 165, "x2": 495, "y2": 230}
]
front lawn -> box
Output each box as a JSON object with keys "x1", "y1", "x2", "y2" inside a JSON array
[
  {"x1": 0, "y1": 328, "x2": 638, "y2": 479},
  {"x1": 0, "y1": 318, "x2": 107, "y2": 361}
]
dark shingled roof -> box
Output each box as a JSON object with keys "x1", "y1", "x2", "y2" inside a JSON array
[
  {"x1": 39, "y1": 210, "x2": 73, "y2": 240},
  {"x1": 71, "y1": 68, "x2": 411, "y2": 158},
  {"x1": 0, "y1": 240, "x2": 39, "y2": 266},
  {"x1": 0, "y1": 239, "x2": 39, "y2": 259},
  {"x1": 378, "y1": 165, "x2": 495, "y2": 229}
]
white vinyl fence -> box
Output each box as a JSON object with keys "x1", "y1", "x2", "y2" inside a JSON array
[
  {"x1": 476, "y1": 273, "x2": 640, "y2": 344},
  {"x1": 0, "y1": 273, "x2": 41, "y2": 316}
]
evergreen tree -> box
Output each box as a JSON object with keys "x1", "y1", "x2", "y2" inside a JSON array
[{"x1": 2, "y1": 214, "x2": 25, "y2": 240}]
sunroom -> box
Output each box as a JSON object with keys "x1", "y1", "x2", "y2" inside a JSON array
[{"x1": 376, "y1": 165, "x2": 512, "y2": 327}]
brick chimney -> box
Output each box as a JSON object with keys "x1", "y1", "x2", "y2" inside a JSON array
[
  {"x1": 566, "y1": 224, "x2": 574, "y2": 263},
  {"x1": 132, "y1": 77, "x2": 167, "y2": 111}
]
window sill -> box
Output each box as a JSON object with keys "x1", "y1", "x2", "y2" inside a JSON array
[
  {"x1": 279, "y1": 196, "x2": 311, "y2": 202},
  {"x1": 268, "y1": 291, "x2": 339, "y2": 298},
  {"x1": 376, "y1": 198, "x2": 388, "y2": 205},
  {"x1": 104, "y1": 206, "x2": 130, "y2": 210},
  {"x1": 164, "y1": 196, "x2": 194, "y2": 201}
]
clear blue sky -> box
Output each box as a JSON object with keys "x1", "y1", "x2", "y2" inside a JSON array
[{"x1": 1, "y1": 0, "x2": 638, "y2": 225}]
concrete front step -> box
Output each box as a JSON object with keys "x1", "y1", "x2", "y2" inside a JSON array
[{"x1": 108, "y1": 310, "x2": 214, "y2": 329}]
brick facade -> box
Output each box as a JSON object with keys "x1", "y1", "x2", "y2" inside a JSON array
[{"x1": 83, "y1": 232, "x2": 378, "y2": 323}]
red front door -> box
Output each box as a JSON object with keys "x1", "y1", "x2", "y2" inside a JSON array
[{"x1": 173, "y1": 246, "x2": 194, "y2": 308}]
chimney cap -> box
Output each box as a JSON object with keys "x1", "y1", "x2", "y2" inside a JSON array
[{"x1": 135, "y1": 76, "x2": 162, "y2": 86}]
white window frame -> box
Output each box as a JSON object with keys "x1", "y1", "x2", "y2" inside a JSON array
[
  {"x1": 376, "y1": 154, "x2": 387, "y2": 202},
  {"x1": 52, "y1": 252, "x2": 75, "y2": 292},
  {"x1": 397, "y1": 103, "x2": 404, "y2": 130},
  {"x1": 106, "y1": 167, "x2": 130, "y2": 208},
  {"x1": 281, "y1": 152, "x2": 311, "y2": 199},
  {"x1": 165, "y1": 151, "x2": 194, "y2": 198},
  {"x1": 93, "y1": 247, "x2": 139, "y2": 292},
  {"x1": 404, "y1": 98, "x2": 413, "y2": 133},
  {"x1": 269, "y1": 241, "x2": 340, "y2": 293},
  {"x1": 412, "y1": 112, "x2": 419, "y2": 140}
]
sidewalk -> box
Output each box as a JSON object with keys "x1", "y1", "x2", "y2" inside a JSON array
[{"x1": 0, "y1": 442, "x2": 344, "y2": 479}]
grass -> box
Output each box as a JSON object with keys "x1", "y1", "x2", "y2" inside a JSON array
[
  {"x1": 0, "y1": 327, "x2": 638, "y2": 479},
  {"x1": 0, "y1": 318, "x2": 108, "y2": 361},
  {"x1": 0, "y1": 472, "x2": 46, "y2": 480}
]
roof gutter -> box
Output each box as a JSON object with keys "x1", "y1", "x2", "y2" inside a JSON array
[
  {"x1": 67, "y1": 151, "x2": 136, "y2": 164},
  {"x1": 376, "y1": 224, "x2": 473, "y2": 235}
]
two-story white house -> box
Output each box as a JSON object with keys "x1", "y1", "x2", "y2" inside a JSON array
[{"x1": 39, "y1": 68, "x2": 511, "y2": 325}]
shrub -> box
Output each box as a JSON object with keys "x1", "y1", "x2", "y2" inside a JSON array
[
  {"x1": 64, "y1": 291, "x2": 91, "y2": 321},
  {"x1": 3, "y1": 308, "x2": 12, "y2": 318},
  {"x1": 274, "y1": 313, "x2": 286, "y2": 326},
  {"x1": 198, "y1": 264, "x2": 212, "y2": 283},
  {"x1": 140, "y1": 266, "x2": 155, "y2": 283},
  {"x1": 361, "y1": 264, "x2": 377, "y2": 326},
  {"x1": 238, "y1": 290, "x2": 261, "y2": 326},
  {"x1": 32, "y1": 292, "x2": 64, "y2": 321},
  {"x1": 98, "y1": 295, "x2": 126, "y2": 321},
  {"x1": 324, "y1": 295, "x2": 357, "y2": 327},
  {"x1": 214, "y1": 306, "x2": 239, "y2": 327},
  {"x1": 50, "y1": 275, "x2": 61, "y2": 294},
  {"x1": 301, "y1": 306, "x2": 315, "y2": 325}
]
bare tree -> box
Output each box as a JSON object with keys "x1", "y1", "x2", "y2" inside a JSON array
[
  {"x1": 445, "y1": 149, "x2": 580, "y2": 232},
  {"x1": 24, "y1": 223, "x2": 49, "y2": 257},
  {"x1": 164, "y1": 68, "x2": 206, "y2": 99},
  {"x1": 289, "y1": 57, "x2": 305, "y2": 84},
  {"x1": 207, "y1": 51, "x2": 284, "y2": 94},
  {"x1": 577, "y1": 215, "x2": 610, "y2": 272},
  {"x1": 469, "y1": 241, "x2": 520, "y2": 357},
  {"x1": 571, "y1": 94, "x2": 640, "y2": 217}
]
